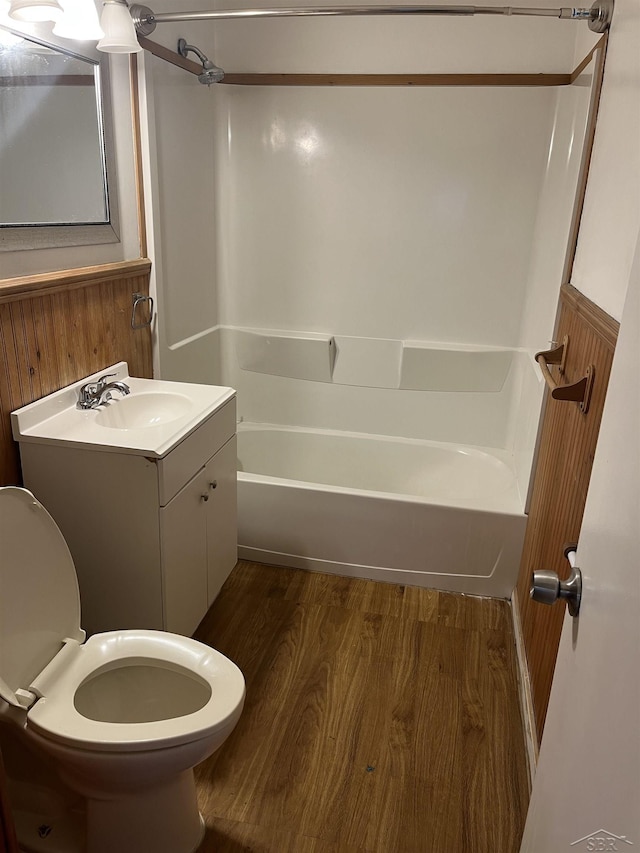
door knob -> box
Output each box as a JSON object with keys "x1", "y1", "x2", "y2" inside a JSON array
[{"x1": 530, "y1": 545, "x2": 582, "y2": 617}]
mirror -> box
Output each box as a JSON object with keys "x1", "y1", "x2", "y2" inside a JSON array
[{"x1": 0, "y1": 25, "x2": 119, "y2": 251}]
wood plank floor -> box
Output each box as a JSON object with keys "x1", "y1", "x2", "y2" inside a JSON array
[{"x1": 193, "y1": 562, "x2": 529, "y2": 853}]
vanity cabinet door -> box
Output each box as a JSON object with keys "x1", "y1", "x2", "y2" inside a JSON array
[
  {"x1": 160, "y1": 466, "x2": 209, "y2": 636},
  {"x1": 204, "y1": 436, "x2": 238, "y2": 606},
  {"x1": 159, "y1": 434, "x2": 238, "y2": 634}
]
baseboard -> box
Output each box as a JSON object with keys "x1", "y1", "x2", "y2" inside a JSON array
[{"x1": 511, "y1": 587, "x2": 538, "y2": 791}]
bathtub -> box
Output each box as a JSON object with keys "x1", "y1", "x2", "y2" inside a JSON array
[{"x1": 237, "y1": 423, "x2": 527, "y2": 598}]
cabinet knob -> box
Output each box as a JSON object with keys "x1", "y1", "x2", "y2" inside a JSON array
[
  {"x1": 209, "y1": 480, "x2": 217, "y2": 490},
  {"x1": 201, "y1": 493, "x2": 209, "y2": 502}
]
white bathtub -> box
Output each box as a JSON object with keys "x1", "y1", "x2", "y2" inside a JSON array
[{"x1": 237, "y1": 423, "x2": 527, "y2": 598}]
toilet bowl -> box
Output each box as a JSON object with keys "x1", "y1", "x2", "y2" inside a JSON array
[{"x1": 0, "y1": 487, "x2": 245, "y2": 853}]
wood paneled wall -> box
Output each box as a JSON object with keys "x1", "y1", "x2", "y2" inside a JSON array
[
  {"x1": 0, "y1": 259, "x2": 153, "y2": 486},
  {"x1": 515, "y1": 284, "x2": 618, "y2": 739}
]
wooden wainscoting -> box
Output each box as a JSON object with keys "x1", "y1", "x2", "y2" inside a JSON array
[
  {"x1": 0, "y1": 259, "x2": 153, "y2": 486},
  {"x1": 515, "y1": 284, "x2": 618, "y2": 741}
]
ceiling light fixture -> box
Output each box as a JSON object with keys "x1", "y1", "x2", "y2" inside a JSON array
[
  {"x1": 97, "y1": 0, "x2": 141, "y2": 52},
  {"x1": 9, "y1": 0, "x2": 63, "y2": 23}
]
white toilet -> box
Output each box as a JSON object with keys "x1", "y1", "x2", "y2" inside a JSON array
[{"x1": 0, "y1": 486, "x2": 245, "y2": 853}]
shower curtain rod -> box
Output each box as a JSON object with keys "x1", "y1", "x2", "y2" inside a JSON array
[{"x1": 130, "y1": 0, "x2": 612, "y2": 34}]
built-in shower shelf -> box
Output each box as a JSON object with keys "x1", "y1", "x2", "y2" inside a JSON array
[
  {"x1": 236, "y1": 330, "x2": 336, "y2": 382},
  {"x1": 400, "y1": 343, "x2": 513, "y2": 392},
  {"x1": 235, "y1": 328, "x2": 515, "y2": 393}
]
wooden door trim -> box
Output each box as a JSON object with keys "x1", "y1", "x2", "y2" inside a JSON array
[
  {"x1": 130, "y1": 54, "x2": 148, "y2": 260},
  {"x1": 560, "y1": 283, "x2": 619, "y2": 348},
  {"x1": 561, "y1": 36, "x2": 609, "y2": 287}
]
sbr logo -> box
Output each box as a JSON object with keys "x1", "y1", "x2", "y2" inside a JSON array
[
  {"x1": 587, "y1": 838, "x2": 621, "y2": 851},
  {"x1": 572, "y1": 829, "x2": 633, "y2": 851}
]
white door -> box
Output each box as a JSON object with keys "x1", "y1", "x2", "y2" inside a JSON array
[{"x1": 520, "y1": 240, "x2": 640, "y2": 851}]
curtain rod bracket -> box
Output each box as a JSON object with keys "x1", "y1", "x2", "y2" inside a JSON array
[
  {"x1": 131, "y1": 4, "x2": 157, "y2": 36},
  {"x1": 588, "y1": 0, "x2": 613, "y2": 32}
]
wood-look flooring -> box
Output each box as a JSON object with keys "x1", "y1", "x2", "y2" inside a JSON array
[{"x1": 193, "y1": 562, "x2": 529, "y2": 853}]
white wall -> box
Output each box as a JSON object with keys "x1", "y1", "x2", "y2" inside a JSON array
[
  {"x1": 212, "y1": 7, "x2": 580, "y2": 75},
  {"x1": 569, "y1": 0, "x2": 640, "y2": 320}
]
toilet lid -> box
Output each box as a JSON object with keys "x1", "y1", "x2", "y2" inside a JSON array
[{"x1": 0, "y1": 487, "x2": 84, "y2": 709}]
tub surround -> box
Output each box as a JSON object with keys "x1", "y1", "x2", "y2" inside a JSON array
[
  {"x1": 228, "y1": 331, "x2": 541, "y2": 597},
  {"x1": 137, "y1": 16, "x2": 595, "y2": 605}
]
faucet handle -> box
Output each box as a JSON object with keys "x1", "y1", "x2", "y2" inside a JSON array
[{"x1": 96, "y1": 373, "x2": 117, "y2": 389}]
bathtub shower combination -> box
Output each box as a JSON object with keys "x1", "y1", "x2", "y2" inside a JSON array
[{"x1": 222, "y1": 329, "x2": 544, "y2": 598}]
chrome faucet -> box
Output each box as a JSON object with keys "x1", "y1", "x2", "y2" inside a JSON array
[{"x1": 77, "y1": 373, "x2": 131, "y2": 410}]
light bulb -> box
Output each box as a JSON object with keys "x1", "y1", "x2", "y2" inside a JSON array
[{"x1": 54, "y1": 0, "x2": 104, "y2": 40}]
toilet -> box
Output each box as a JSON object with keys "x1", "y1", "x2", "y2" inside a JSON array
[{"x1": 0, "y1": 486, "x2": 245, "y2": 853}]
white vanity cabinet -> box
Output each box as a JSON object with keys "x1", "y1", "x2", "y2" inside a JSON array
[{"x1": 18, "y1": 397, "x2": 238, "y2": 638}]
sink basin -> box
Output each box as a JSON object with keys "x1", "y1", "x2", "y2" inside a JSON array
[{"x1": 94, "y1": 392, "x2": 193, "y2": 430}]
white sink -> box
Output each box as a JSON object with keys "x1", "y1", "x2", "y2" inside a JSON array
[
  {"x1": 11, "y1": 362, "x2": 235, "y2": 458},
  {"x1": 94, "y1": 392, "x2": 193, "y2": 430}
]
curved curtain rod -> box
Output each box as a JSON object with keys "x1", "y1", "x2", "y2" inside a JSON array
[{"x1": 130, "y1": 0, "x2": 612, "y2": 33}]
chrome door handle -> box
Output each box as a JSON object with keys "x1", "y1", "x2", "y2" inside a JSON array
[{"x1": 530, "y1": 545, "x2": 582, "y2": 617}]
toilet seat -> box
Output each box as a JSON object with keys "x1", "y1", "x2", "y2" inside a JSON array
[
  {"x1": 26, "y1": 629, "x2": 245, "y2": 753},
  {"x1": 0, "y1": 487, "x2": 245, "y2": 756}
]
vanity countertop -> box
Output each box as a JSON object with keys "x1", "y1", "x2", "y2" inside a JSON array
[{"x1": 12, "y1": 362, "x2": 235, "y2": 459}]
